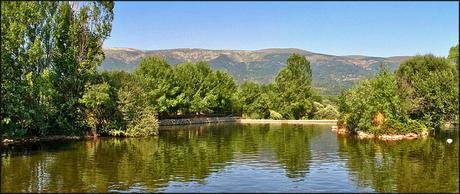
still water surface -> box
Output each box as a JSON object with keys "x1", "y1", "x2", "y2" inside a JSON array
[{"x1": 1, "y1": 123, "x2": 458, "y2": 192}]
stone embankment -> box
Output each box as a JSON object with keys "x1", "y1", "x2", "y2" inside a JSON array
[
  {"x1": 159, "y1": 117, "x2": 239, "y2": 126},
  {"x1": 238, "y1": 119, "x2": 337, "y2": 125},
  {"x1": 331, "y1": 126, "x2": 429, "y2": 140},
  {"x1": 159, "y1": 117, "x2": 338, "y2": 126},
  {"x1": 2, "y1": 135, "x2": 92, "y2": 146}
]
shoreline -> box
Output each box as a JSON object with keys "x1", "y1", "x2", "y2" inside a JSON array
[
  {"x1": 331, "y1": 126, "x2": 429, "y2": 141},
  {"x1": 237, "y1": 119, "x2": 337, "y2": 125},
  {"x1": 2, "y1": 135, "x2": 93, "y2": 146},
  {"x1": 159, "y1": 117, "x2": 338, "y2": 126},
  {"x1": 2, "y1": 117, "x2": 338, "y2": 146}
]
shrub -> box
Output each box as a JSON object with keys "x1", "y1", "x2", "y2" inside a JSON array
[
  {"x1": 396, "y1": 55, "x2": 459, "y2": 129},
  {"x1": 338, "y1": 68, "x2": 426, "y2": 135},
  {"x1": 269, "y1": 110, "x2": 283, "y2": 120},
  {"x1": 125, "y1": 107, "x2": 159, "y2": 137},
  {"x1": 314, "y1": 104, "x2": 339, "y2": 120}
]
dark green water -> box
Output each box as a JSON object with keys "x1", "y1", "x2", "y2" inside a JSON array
[{"x1": 1, "y1": 123, "x2": 458, "y2": 193}]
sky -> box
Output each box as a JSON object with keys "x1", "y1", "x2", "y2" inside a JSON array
[{"x1": 103, "y1": 2, "x2": 459, "y2": 57}]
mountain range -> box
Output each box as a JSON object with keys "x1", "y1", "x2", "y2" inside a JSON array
[{"x1": 100, "y1": 48, "x2": 410, "y2": 95}]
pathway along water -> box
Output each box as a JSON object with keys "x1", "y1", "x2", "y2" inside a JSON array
[{"x1": 1, "y1": 123, "x2": 458, "y2": 192}]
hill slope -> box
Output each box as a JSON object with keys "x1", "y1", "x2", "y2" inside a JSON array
[{"x1": 101, "y1": 48, "x2": 410, "y2": 95}]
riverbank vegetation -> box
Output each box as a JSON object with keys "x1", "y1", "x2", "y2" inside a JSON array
[
  {"x1": 0, "y1": 1, "x2": 336, "y2": 139},
  {"x1": 338, "y1": 46, "x2": 459, "y2": 135},
  {"x1": 1, "y1": 2, "x2": 117, "y2": 138},
  {"x1": 1, "y1": 1, "x2": 457, "y2": 140}
]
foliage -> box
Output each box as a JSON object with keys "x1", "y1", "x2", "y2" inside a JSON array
[
  {"x1": 269, "y1": 110, "x2": 284, "y2": 120},
  {"x1": 100, "y1": 48, "x2": 405, "y2": 96},
  {"x1": 236, "y1": 82, "x2": 270, "y2": 119},
  {"x1": 101, "y1": 71, "x2": 159, "y2": 137},
  {"x1": 134, "y1": 57, "x2": 178, "y2": 116},
  {"x1": 448, "y1": 44, "x2": 458, "y2": 66},
  {"x1": 274, "y1": 54, "x2": 313, "y2": 119},
  {"x1": 124, "y1": 106, "x2": 159, "y2": 137},
  {"x1": 1, "y1": 1, "x2": 114, "y2": 138},
  {"x1": 79, "y1": 82, "x2": 112, "y2": 135},
  {"x1": 396, "y1": 54, "x2": 459, "y2": 129},
  {"x1": 312, "y1": 102, "x2": 339, "y2": 120},
  {"x1": 338, "y1": 68, "x2": 426, "y2": 135}
]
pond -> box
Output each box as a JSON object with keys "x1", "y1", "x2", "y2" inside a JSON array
[{"x1": 1, "y1": 123, "x2": 458, "y2": 192}]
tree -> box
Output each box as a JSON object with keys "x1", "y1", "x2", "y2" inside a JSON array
[
  {"x1": 236, "y1": 82, "x2": 270, "y2": 119},
  {"x1": 117, "y1": 82, "x2": 158, "y2": 137},
  {"x1": 209, "y1": 70, "x2": 237, "y2": 113},
  {"x1": 396, "y1": 55, "x2": 459, "y2": 129},
  {"x1": 173, "y1": 62, "x2": 218, "y2": 115},
  {"x1": 134, "y1": 56, "x2": 179, "y2": 117},
  {"x1": 1, "y1": 1, "x2": 114, "y2": 138},
  {"x1": 274, "y1": 54, "x2": 313, "y2": 119},
  {"x1": 448, "y1": 44, "x2": 459, "y2": 66},
  {"x1": 338, "y1": 68, "x2": 425, "y2": 135},
  {"x1": 79, "y1": 83, "x2": 112, "y2": 136}
]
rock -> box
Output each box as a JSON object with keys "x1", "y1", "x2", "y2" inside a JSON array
[
  {"x1": 337, "y1": 128, "x2": 349, "y2": 135},
  {"x1": 331, "y1": 126, "x2": 338, "y2": 131},
  {"x1": 378, "y1": 134, "x2": 404, "y2": 141},
  {"x1": 404, "y1": 133, "x2": 418, "y2": 139},
  {"x1": 357, "y1": 131, "x2": 375, "y2": 139}
]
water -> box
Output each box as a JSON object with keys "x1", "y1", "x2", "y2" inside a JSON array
[{"x1": 1, "y1": 123, "x2": 458, "y2": 193}]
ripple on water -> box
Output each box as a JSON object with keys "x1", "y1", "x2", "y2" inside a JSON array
[{"x1": 1, "y1": 123, "x2": 458, "y2": 193}]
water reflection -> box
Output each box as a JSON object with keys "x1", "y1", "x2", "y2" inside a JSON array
[
  {"x1": 2, "y1": 124, "x2": 322, "y2": 192},
  {"x1": 337, "y1": 129, "x2": 459, "y2": 193},
  {"x1": 1, "y1": 123, "x2": 458, "y2": 192}
]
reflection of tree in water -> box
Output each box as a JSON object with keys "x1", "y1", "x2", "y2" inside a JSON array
[
  {"x1": 2, "y1": 123, "x2": 323, "y2": 192},
  {"x1": 266, "y1": 124, "x2": 321, "y2": 178},
  {"x1": 336, "y1": 131, "x2": 459, "y2": 193}
]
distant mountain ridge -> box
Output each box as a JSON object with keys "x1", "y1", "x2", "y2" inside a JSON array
[{"x1": 101, "y1": 48, "x2": 411, "y2": 95}]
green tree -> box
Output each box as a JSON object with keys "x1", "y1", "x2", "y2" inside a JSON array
[
  {"x1": 274, "y1": 54, "x2": 313, "y2": 119},
  {"x1": 79, "y1": 83, "x2": 112, "y2": 136},
  {"x1": 338, "y1": 68, "x2": 425, "y2": 135},
  {"x1": 448, "y1": 44, "x2": 459, "y2": 66},
  {"x1": 209, "y1": 70, "x2": 237, "y2": 113},
  {"x1": 396, "y1": 55, "x2": 459, "y2": 129},
  {"x1": 236, "y1": 82, "x2": 270, "y2": 119},
  {"x1": 173, "y1": 62, "x2": 219, "y2": 115},
  {"x1": 134, "y1": 57, "x2": 179, "y2": 117},
  {"x1": 1, "y1": 1, "x2": 114, "y2": 138}
]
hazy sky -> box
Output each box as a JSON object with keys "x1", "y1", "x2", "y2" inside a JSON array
[{"x1": 103, "y1": 2, "x2": 459, "y2": 57}]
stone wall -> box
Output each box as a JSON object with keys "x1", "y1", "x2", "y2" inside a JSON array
[
  {"x1": 238, "y1": 119, "x2": 338, "y2": 125},
  {"x1": 159, "y1": 117, "x2": 338, "y2": 126},
  {"x1": 158, "y1": 117, "x2": 239, "y2": 126}
]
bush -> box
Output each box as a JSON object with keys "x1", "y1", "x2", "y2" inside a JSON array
[
  {"x1": 396, "y1": 55, "x2": 458, "y2": 129},
  {"x1": 338, "y1": 68, "x2": 426, "y2": 135},
  {"x1": 269, "y1": 110, "x2": 283, "y2": 120},
  {"x1": 313, "y1": 104, "x2": 339, "y2": 120},
  {"x1": 125, "y1": 107, "x2": 159, "y2": 137}
]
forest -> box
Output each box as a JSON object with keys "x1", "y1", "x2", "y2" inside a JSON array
[{"x1": 1, "y1": 1, "x2": 458, "y2": 139}]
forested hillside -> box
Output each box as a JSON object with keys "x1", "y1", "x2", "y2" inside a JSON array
[{"x1": 100, "y1": 48, "x2": 410, "y2": 95}]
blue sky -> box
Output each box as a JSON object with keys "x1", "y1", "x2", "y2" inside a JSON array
[{"x1": 104, "y1": 2, "x2": 459, "y2": 57}]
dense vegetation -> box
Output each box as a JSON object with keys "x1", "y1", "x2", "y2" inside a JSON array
[
  {"x1": 1, "y1": 2, "x2": 116, "y2": 138},
  {"x1": 338, "y1": 46, "x2": 459, "y2": 135},
  {"x1": 0, "y1": 1, "x2": 335, "y2": 140},
  {"x1": 1, "y1": 1, "x2": 456, "y2": 139},
  {"x1": 101, "y1": 48, "x2": 406, "y2": 96}
]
